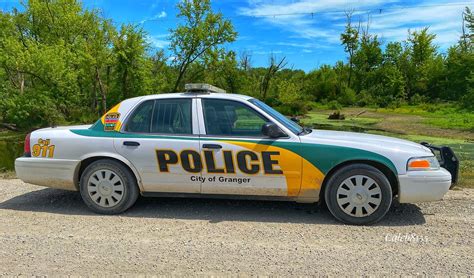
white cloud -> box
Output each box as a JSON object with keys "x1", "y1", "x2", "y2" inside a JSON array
[
  {"x1": 274, "y1": 41, "x2": 330, "y2": 49},
  {"x1": 157, "y1": 11, "x2": 167, "y2": 18},
  {"x1": 238, "y1": 0, "x2": 471, "y2": 49},
  {"x1": 239, "y1": 0, "x2": 390, "y2": 43},
  {"x1": 253, "y1": 50, "x2": 284, "y2": 55},
  {"x1": 366, "y1": 5, "x2": 467, "y2": 48},
  {"x1": 139, "y1": 11, "x2": 167, "y2": 24},
  {"x1": 146, "y1": 35, "x2": 169, "y2": 48}
]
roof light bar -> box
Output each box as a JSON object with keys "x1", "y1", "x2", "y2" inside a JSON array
[{"x1": 184, "y1": 83, "x2": 226, "y2": 94}]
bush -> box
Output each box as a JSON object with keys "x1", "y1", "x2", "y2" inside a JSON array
[
  {"x1": 327, "y1": 100, "x2": 342, "y2": 110},
  {"x1": 275, "y1": 102, "x2": 308, "y2": 116},
  {"x1": 460, "y1": 88, "x2": 474, "y2": 111},
  {"x1": 410, "y1": 94, "x2": 428, "y2": 105},
  {"x1": 0, "y1": 91, "x2": 64, "y2": 129},
  {"x1": 337, "y1": 86, "x2": 356, "y2": 106}
]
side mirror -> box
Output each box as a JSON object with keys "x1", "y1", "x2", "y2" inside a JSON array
[
  {"x1": 290, "y1": 117, "x2": 299, "y2": 123},
  {"x1": 262, "y1": 122, "x2": 286, "y2": 138}
]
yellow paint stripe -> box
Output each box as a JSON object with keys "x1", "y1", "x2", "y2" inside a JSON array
[{"x1": 224, "y1": 141, "x2": 325, "y2": 197}]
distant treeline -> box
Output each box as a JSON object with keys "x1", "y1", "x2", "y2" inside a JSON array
[{"x1": 0, "y1": 0, "x2": 473, "y2": 129}]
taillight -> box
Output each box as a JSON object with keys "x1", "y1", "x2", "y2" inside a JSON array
[{"x1": 24, "y1": 133, "x2": 31, "y2": 157}]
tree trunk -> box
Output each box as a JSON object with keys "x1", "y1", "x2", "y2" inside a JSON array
[
  {"x1": 173, "y1": 68, "x2": 186, "y2": 92},
  {"x1": 121, "y1": 68, "x2": 128, "y2": 99},
  {"x1": 92, "y1": 76, "x2": 97, "y2": 113},
  {"x1": 96, "y1": 67, "x2": 107, "y2": 115}
]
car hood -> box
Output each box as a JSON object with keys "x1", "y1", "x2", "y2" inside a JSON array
[{"x1": 300, "y1": 129, "x2": 432, "y2": 156}]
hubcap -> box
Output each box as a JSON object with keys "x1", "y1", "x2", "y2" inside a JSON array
[
  {"x1": 87, "y1": 169, "x2": 124, "y2": 208},
  {"x1": 336, "y1": 175, "x2": 382, "y2": 217}
]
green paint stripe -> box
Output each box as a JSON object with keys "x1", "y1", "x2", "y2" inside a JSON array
[{"x1": 71, "y1": 127, "x2": 397, "y2": 175}]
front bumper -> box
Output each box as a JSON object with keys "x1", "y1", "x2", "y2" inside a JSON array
[
  {"x1": 15, "y1": 157, "x2": 80, "y2": 191},
  {"x1": 398, "y1": 168, "x2": 451, "y2": 203},
  {"x1": 420, "y1": 142, "x2": 459, "y2": 187}
]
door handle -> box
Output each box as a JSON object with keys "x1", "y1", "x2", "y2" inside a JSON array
[
  {"x1": 202, "y1": 144, "x2": 222, "y2": 149},
  {"x1": 123, "y1": 141, "x2": 140, "y2": 147}
]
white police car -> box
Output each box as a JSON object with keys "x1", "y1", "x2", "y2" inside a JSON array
[{"x1": 15, "y1": 84, "x2": 458, "y2": 224}]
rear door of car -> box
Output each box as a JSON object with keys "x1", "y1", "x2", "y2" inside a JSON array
[
  {"x1": 196, "y1": 97, "x2": 302, "y2": 197},
  {"x1": 114, "y1": 97, "x2": 202, "y2": 193}
]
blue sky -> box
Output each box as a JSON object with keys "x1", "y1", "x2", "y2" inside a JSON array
[{"x1": 1, "y1": 0, "x2": 472, "y2": 71}]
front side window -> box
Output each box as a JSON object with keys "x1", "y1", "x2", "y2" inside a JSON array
[
  {"x1": 125, "y1": 98, "x2": 192, "y2": 134},
  {"x1": 202, "y1": 99, "x2": 267, "y2": 137}
]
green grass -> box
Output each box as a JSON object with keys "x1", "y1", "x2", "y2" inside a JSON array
[
  {"x1": 376, "y1": 105, "x2": 474, "y2": 131},
  {"x1": 301, "y1": 112, "x2": 383, "y2": 132}
]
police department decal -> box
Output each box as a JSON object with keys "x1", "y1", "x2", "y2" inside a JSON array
[{"x1": 104, "y1": 112, "x2": 120, "y2": 131}]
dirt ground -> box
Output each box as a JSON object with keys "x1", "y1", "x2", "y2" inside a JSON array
[{"x1": 0, "y1": 179, "x2": 473, "y2": 276}]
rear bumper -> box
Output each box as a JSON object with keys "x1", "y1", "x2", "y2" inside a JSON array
[
  {"x1": 398, "y1": 168, "x2": 451, "y2": 203},
  {"x1": 15, "y1": 157, "x2": 80, "y2": 191}
]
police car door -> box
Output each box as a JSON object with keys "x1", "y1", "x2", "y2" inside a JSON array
[
  {"x1": 197, "y1": 97, "x2": 302, "y2": 197},
  {"x1": 115, "y1": 97, "x2": 201, "y2": 193}
]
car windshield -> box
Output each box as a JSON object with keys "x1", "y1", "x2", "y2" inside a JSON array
[{"x1": 249, "y1": 99, "x2": 303, "y2": 135}]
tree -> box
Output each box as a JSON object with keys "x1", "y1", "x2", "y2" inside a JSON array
[
  {"x1": 112, "y1": 24, "x2": 151, "y2": 102},
  {"x1": 340, "y1": 12, "x2": 359, "y2": 88},
  {"x1": 461, "y1": 7, "x2": 474, "y2": 48},
  {"x1": 150, "y1": 49, "x2": 175, "y2": 94},
  {"x1": 403, "y1": 28, "x2": 438, "y2": 99},
  {"x1": 352, "y1": 33, "x2": 383, "y2": 93},
  {"x1": 259, "y1": 55, "x2": 287, "y2": 101},
  {"x1": 169, "y1": 0, "x2": 237, "y2": 92}
]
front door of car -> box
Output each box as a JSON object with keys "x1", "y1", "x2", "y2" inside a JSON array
[
  {"x1": 197, "y1": 98, "x2": 302, "y2": 197},
  {"x1": 114, "y1": 98, "x2": 202, "y2": 193}
]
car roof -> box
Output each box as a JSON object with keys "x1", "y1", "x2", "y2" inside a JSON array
[{"x1": 139, "y1": 92, "x2": 253, "y2": 102}]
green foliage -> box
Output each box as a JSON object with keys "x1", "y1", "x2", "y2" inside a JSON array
[
  {"x1": 112, "y1": 24, "x2": 152, "y2": 102},
  {"x1": 0, "y1": 2, "x2": 472, "y2": 131},
  {"x1": 276, "y1": 79, "x2": 306, "y2": 115},
  {"x1": 169, "y1": 0, "x2": 237, "y2": 92}
]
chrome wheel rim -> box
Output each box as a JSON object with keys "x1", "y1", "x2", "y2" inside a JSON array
[
  {"x1": 336, "y1": 175, "x2": 382, "y2": 218},
  {"x1": 87, "y1": 169, "x2": 124, "y2": 208}
]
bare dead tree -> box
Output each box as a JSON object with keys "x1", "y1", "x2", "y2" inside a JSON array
[
  {"x1": 239, "y1": 51, "x2": 252, "y2": 71},
  {"x1": 260, "y1": 55, "x2": 287, "y2": 101}
]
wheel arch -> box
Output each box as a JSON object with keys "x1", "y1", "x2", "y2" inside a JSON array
[
  {"x1": 319, "y1": 159, "x2": 399, "y2": 203},
  {"x1": 74, "y1": 153, "x2": 143, "y2": 192}
]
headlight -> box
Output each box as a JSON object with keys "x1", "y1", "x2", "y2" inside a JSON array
[{"x1": 407, "y1": 156, "x2": 440, "y2": 171}]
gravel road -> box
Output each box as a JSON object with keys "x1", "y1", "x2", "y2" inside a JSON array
[{"x1": 1, "y1": 179, "x2": 473, "y2": 276}]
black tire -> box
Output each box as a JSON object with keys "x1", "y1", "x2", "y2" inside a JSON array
[
  {"x1": 324, "y1": 164, "x2": 392, "y2": 225},
  {"x1": 80, "y1": 159, "x2": 139, "y2": 214}
]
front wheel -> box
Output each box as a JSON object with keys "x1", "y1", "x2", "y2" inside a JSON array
[
  {"x1": 80, "y1": 159, "x2": 139, "y2": 214},
  {"x1": 324, "y1": 164, "x2": 392, "y2": 225}
]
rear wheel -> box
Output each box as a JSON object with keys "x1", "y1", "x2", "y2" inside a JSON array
[
  {"x1": 324, "y1": 164, "x2": 392, "y2": 225},
  {"x1": 80, "y1": 159, "x2": 139, "y2": 214}
]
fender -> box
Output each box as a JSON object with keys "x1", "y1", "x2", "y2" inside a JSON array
[{"x1": 75, "y1": 152, "x2": 144, "y2": 192}]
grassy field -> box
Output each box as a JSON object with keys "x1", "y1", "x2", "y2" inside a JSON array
[{"x1": 301, "y1": 107, "x2": 474, "y2": 188}]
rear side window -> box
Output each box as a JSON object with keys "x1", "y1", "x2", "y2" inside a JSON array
[
  {"x1": 125, "y1": 98, "x2": 192, "y2": 134},
  {"x1": 125, "y1": 100, "x2": 154, "y2": 133},
  {"x1": 151, "y1": 99, "x2": 192, "y2": 134}
]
